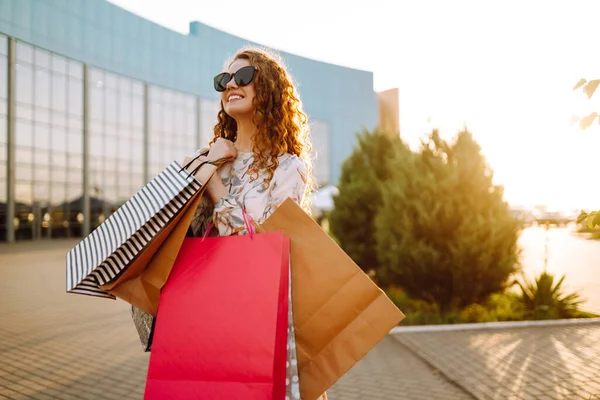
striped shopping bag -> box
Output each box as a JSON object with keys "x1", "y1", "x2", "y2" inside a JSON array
[{"x1": 66, "y1": 159, "x2": 207, "y2": 299}]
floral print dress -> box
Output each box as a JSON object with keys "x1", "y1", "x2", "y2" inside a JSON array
[{"x1": 189, "y1": 150, "x2": 325, "y2": 400}]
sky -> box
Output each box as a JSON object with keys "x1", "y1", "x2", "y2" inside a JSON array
[{"x1": 108, "y1": 0, "x2": 600, "y2": 211}]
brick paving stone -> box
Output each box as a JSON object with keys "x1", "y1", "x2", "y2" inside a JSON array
[
  {"x1": 0, "y1": 240, "x2": 150, "y2": 400},
  {"x1": 395, "y1": 322, "x2": 600, "y2": 400},
  {"x1": 326, "y1": 336, "x2": 474, "y2": 400}
]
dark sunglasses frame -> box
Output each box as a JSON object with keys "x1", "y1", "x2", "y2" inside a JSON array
[{"x1": 213, "y1": 66, "x2": 258, "y2": 92}]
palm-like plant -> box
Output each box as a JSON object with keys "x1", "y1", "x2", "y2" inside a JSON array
[{"x1": 516, "y1": 272, "x2": 584, "y2": 320}]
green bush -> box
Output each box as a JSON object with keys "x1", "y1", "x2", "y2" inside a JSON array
[
  {"x1": 385, "y1": 282, "x2": 594, "y2": 326},
  {"x1": 329, "y1": 128, "x2": 403, "y2": 274},
  {"x1": 375, "y1": 129, "x2": 522, "y2": 311},
  {"x1": 516, "y1": 271, "x2": 585, "y2": 320}
]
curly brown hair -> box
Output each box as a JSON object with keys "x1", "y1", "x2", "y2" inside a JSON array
[{"x1": 211, "y1": 46, "x2": 316, "y2": 212}]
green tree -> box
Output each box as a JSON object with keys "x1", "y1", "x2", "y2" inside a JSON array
[
  {"x1": 329, "y1": 128, "x2": 402, "y2": 274},
  {"x1": 375, "y1": 129, "x2": 522, "y2": 310}
]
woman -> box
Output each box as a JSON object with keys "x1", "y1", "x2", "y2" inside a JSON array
[
  {"x1": 199, "y1": 47, "x2": 315, "y2": 235},
  {"x1": 187, "y1": 47, "x2": 326, "y2": 399}
]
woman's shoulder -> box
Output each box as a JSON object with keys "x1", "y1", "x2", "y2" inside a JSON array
[{"x1": 276, "y1": 153, "x2": 309, "y2": 175}]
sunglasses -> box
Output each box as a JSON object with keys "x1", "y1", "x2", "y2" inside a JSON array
[{"x1": 213, "y1": 66, "x2": 258, "y2": 92}]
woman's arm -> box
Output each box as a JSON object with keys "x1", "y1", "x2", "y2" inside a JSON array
[
  {"x1": 204, "y1": 173, "x2": 229, "y2": 204},
  {"x1": 258, "y1": 156, "x2": 308, "y2": 222}
]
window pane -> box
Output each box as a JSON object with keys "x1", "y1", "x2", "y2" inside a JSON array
[
  {"x1": 132, "y1": 142, "x2": 143, "y2": 163},
  {"x1": 16, "y1": 164, "x2": 32, "y2": 182},
  {"x1": 68, "y1": 60, "x2": 82, "y2": 79},
  {"x1": 52, "y1": 73, "x2": 66, "y2": 112},
  {"x1": 35, "y1": 149, "x2": 50, "y2": 167},
  {"x1": 68, "y1": 78, "x2": 83, "y2": 116},
  {"x1": 66, "y1": 184, "x2": 82, "y2": 203},
  {"x1": 50, "y1": 183, "x2": 66, "y2": 204},
  {"x1": 133, "y1": 80, "x2": 144, "y2": 97},
  {"x1": 67, "y1": 131, "x2": 82, "y2": 154},
  {"x1": 0, "y1": 35, "x2": 6, "y2": 56},
  {"x1": 0, "y1": 146, "x2": 6, "y2": 175},
  {"x1": 51, "y1": 126, "x2": 66, "y2": 152},
  {"x1": 90, "y1": 85, "x2": 104, "y2": 121},
  {"x1": 52, "y1": 54, "x2": 67, "y2": 74},
  {"x1": 36, "y1": 107, "x2": 51, "y2": 125},
  {"x1": 132, "y1": 96, "x2": 144, "y2": 128},
  {"x1": 105, "y1": 72, "x2": 118, "y2": 90},
  {"x1": 53, "y1": 152, "x2": 67, "y2": 168},
  {"x1": 68, "y1": 153, "x2": 83, "y2": 170},
  {"x1": 68, "y1": 115, "x2": 83, "y2": 131},
  {"x1": 16, "y1": 63, "x2": 34, "y2": 105},
  {"x1": 53, "y1": 112, "x2": 66, "y2": 128},
  {"x1": 16, "y1": 104, "x2": 33, "y2": 120},
  {"x1": 15, "y1": 182, "x2": 33, "y2": 204},
  {"x1": 0, "y1": 115, "x2": 5, "y2": 145},
  {"x1": 120, "y1": 76, "x2": 133, "y2": 93},
  {"x1": 15, "y1": 120, "x2": 33, "y2": 147},
  {"x1": 105, "y1": 89, "x2": 117, "y2": 123},
  {"x1": 51, "y1": 167, "x2": 67, "y2": 183},
  {"x1": 0, "y1": 55, "x2": 7, "y2": 99},
  {"x1": 34, "y1": 178, "x2": 50, "y2": 201},
  {"x1": 35, "y1": 68, "x2": 51, "y2": 109},
  {"x1": 105, "y1": 122, "x2": 117, "y2": 139},
  {"x1": 89, "y1": 120, "x2": 103, "y2": 135},
  {"x1": 34, "y1": 48, "x2": 51, "y2": 69},
  {"x1": 120, "y1": 94, "x2": 132, "y2": 126},
  {"x1": 149, "y1": 102, "x2": 161, "y2": 136},
  {"x1": 89, "y1": 134, "x2": 103, "y2": 157},
  {"x1": 34, "y1": 123, "x2": 51, "y2": 150},
  {"x1": 117, "y1": 137, "x2": 131, "y2": 160},
  {"x1": 105, "y1": 135, "x2": 117, "y2": 156},
  {"x1": 67, "y1": 169, "x2": 81, "y2": 183},
  {"x1": 16, "y1": 42, "x2": 33, "y2": 64},
  {"x1": 91, "y1": 167, "x2": 103, "y2": 188},
  {"x1": 16, "y1": 147, "x2": 32, "y2": 164}
]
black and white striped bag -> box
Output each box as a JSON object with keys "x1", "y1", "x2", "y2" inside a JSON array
[{"x1": 66, "y1": 160, "x2": 203, "y2": 299}]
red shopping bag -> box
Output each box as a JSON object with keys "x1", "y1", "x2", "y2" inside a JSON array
[{"x1": 144, "y1": 227, "x2": 290, "y2": 400}]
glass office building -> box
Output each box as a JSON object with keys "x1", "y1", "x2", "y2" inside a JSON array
[{"x1": 0, "y1": 0, "x2": 382, "y2": 242}]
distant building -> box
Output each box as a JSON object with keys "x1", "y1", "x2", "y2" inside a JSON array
[
  {"x1": 377, "y1": 88, "x2": 400, "y2": 136},
  {"x1": 0, "y1": 0, "x2": 397, "y2": 242}
]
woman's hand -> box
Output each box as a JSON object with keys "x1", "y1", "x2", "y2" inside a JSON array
[
  {"x1": 207, "y1": 138, "x2": 237, "y2": 163},
  {"x1": 204, "y1": 139, "x2": 237, "y2": 204}
]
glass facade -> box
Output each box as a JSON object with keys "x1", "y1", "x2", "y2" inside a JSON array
[
  {"x1": 14, "y1": 42, "x2": 84, "y2": 240},
  {"x1": 88, "y1": 67, "x2": 145, "y2": 230},
  {"x1": 148, "y1": 86, "x2": 198, "y2": 178},
  {"x1": 199, "y1": 99, "x2": 220, "y2": 149},
  {"x1": 0, "y1": 35, "x2": 7, "y2": 240},
  {"x1": 0, "y1": 36, "x2": 331, "y2": 242}
]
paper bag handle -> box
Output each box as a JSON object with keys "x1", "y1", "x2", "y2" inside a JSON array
[
  {"x1": 202, "y1": 209, "x2": 256, "y2": 241},
  {"x1": 179, "y1": 149, "x2": 231, "y2": 180}
]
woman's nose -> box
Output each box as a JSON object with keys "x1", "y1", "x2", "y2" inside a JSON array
[{"x1": 226, "y1": 75, "x2": 238, "y2": 89}]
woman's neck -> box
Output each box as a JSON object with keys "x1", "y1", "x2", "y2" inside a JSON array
[{"x1": 234, "y1": 118, "x2": 257, "y2": 152}]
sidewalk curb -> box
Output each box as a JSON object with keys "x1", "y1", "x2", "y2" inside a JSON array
[{"x1": 389, "y1": 317, "x2": 600, "y2": 334}]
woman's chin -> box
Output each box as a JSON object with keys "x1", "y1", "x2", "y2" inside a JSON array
[{"x1": 225, "y1": 104, "x2": 253, "y2": 119}]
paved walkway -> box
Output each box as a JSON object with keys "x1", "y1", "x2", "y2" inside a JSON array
[
  {"x1": 0, "y1": 240, "x2": 470, "y2": 400},
  {"x1": 395, "y1": 323, "x2": 600, "y2": 400}
]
